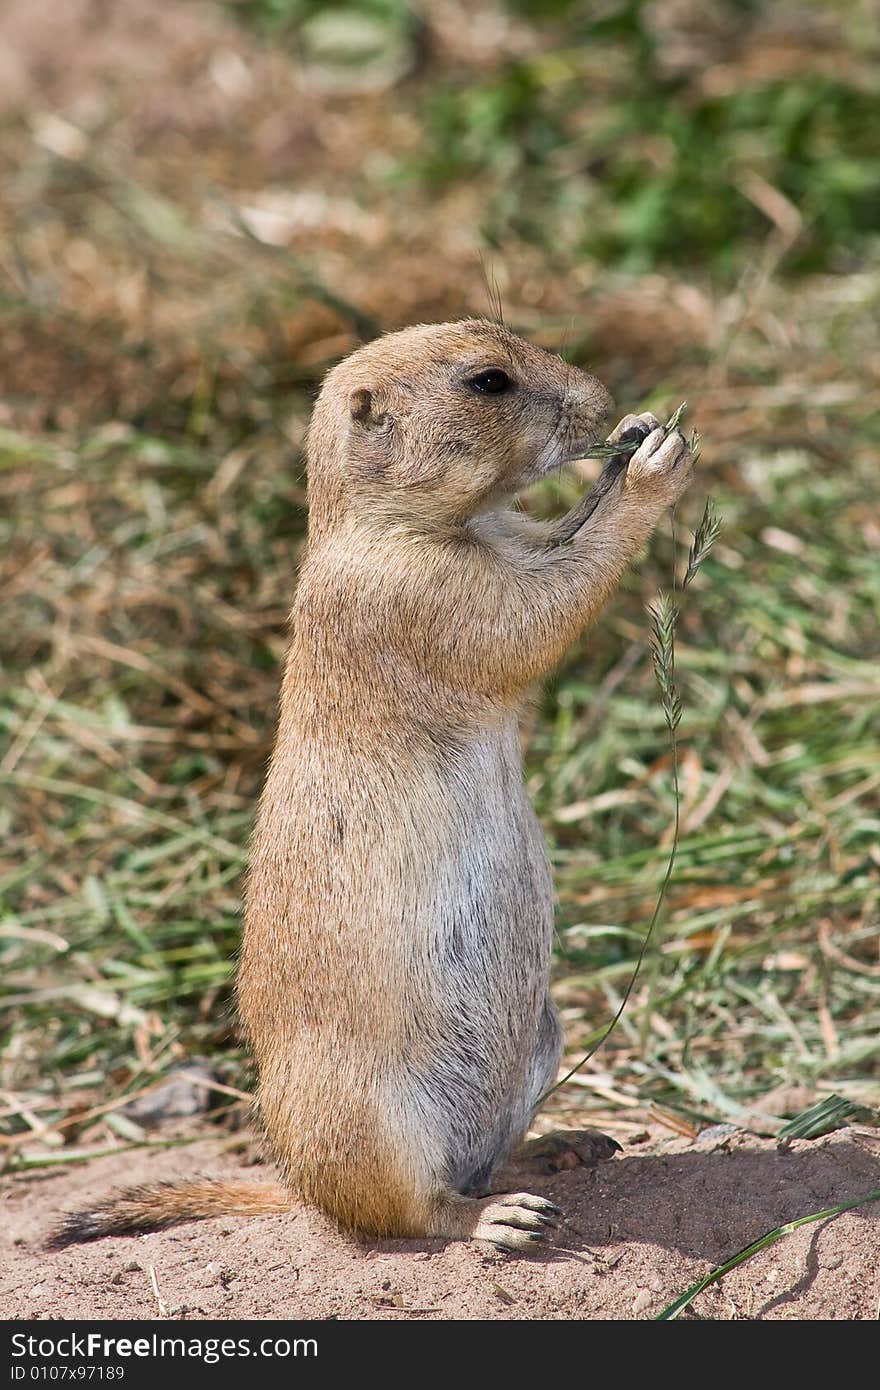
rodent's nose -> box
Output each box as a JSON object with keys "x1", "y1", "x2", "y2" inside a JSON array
[{"x1": 566, "y1": 377, "x2": 614, "y2": 423}]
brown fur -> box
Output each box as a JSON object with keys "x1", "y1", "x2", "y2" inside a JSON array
[
  {"x1": 51, "y1": 320, "x2": 693, "y2": 1253},
  {"x1": 47, "y1": 1179, "x2": 291, "y2": 1248}
]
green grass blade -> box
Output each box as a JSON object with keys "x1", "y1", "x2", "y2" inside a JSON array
[
  {"x1": 778, "y1": 1094, "x2": 865, "y2": 1140},
  {"x1": 655, "y1": 1188, "x2": 880, "y2": 1320}
]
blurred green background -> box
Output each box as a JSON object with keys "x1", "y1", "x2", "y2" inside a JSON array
[{"x1": 1, "y1": 0, "x2": 878, "y2": 1162}]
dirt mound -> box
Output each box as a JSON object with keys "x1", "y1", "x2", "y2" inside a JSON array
[{"x1": 3, "y1": 1127, "x2": 878, "y2": 1320}]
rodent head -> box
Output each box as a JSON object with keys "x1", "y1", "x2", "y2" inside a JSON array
[{"x1": 306, "y1": 320, "x2": 613, "y2": 535}]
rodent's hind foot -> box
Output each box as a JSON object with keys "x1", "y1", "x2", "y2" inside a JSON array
[
  {"x1": 472, "y1": 1192, "x2": 561, "y2": 1252},
  {"x1": 428, "y1": 1190, "x2": 560, "y2": 1253},
  {"x1": 507, "y1": 1128, "x2": 622, "y2": 1176}
]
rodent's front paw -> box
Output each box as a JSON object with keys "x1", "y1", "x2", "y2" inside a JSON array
[
  {"x1": 607, "y1": 411, "x2": 660, "y2": 450},
  {"x1": 620, "y1": 412, "x2": 694, "y2": 507}
]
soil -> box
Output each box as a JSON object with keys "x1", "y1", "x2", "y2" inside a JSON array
[{"x1": 2, "y1": 1125, "x2": 879, "y2": 1321}]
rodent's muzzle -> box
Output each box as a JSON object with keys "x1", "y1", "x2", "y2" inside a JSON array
[{"x1": 533, "y1": 379, "x2": 614, "y2": 477}]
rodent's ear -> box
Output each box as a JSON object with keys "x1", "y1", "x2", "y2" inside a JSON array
[{"x1": 349, "y1": 388, "x2": 386, "y2": 427}]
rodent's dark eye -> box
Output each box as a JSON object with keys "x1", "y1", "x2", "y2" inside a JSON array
[{"x1": 466, "y1": 369, "x2": 513, "y2": 395}]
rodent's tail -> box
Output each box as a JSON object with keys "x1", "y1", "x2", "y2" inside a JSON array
[{"x1": 47, "y1": 1178, "x2": 292, "y2": 1249}]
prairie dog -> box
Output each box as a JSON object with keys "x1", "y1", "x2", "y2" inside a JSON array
[{"x1": 51, "y1": 320, "x2": 693, "y2": 1252}]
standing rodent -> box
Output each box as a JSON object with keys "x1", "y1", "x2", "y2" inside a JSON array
[{"x1": 51, "y1": 319, "x2": 693, "y2": 1252}]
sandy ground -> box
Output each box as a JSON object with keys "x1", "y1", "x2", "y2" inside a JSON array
[{"x1": 2, "y1": 1126, "x2": 879, "y2": 1321}]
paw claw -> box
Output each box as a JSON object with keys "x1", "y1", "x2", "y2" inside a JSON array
[{"x1": 607, "y1": 411, "x2": 661, "y2": 447}]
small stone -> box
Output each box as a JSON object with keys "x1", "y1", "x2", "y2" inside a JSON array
[
  {"x1": 632, "y1": 1289, "x2": 653, "y2": 1314},
  {"x1": 122, "y1": 1060, "x2": 223, "y2": 1129},
  {"x1": 697, "y1": 1123, "x2": 738, "y2": 1146}
]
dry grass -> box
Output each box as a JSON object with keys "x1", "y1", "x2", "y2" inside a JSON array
[{"x1": 1, "y1": 0, "x2": 878, "y2": 1168}]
